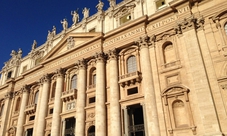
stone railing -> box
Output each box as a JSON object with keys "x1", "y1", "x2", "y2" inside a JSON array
[
  {"x1": 61, "y1": 89, "x2": 77, "y2": 102},
  {"x1": 87, "y1": 84, "x2": 96, "y2": 90},
  {"x1": 119, "y1": 71, "x2": 142, "y2": 87},
  {"x1": 128, "y1": 124, "x2": 144, "y2": 133},
  {"x1": 65, "y1": 128, "x2": 75, "y2": 135},
  {"x1": 25, "y1": 104, "x2": 36, "y2": 115},
  {"x1": 163, "y1": 60, "x2": 180, "y2": 68}
]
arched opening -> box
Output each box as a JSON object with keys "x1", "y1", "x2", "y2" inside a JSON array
[
  {"x1": 89, "y1": 68, "x2": 96, "y2": 86},
  {"x1": 172, "y1": 100, "x2": 189, "y2": 128},
  {"x1": 34, "y1": 91, "x2": 39, "y2": 104},
  {"x1": 127, "y1": 55, "x2": 137, "y2": 73},
  {"x1": 71, "y1": 74, "x2": 77, "y2": 89},
  {"x1": 88, "y1": 125, "x2": 95, "y2": 136},
  {"x1": 163, "y1": 42, "x2": 176, "y2": 64}
]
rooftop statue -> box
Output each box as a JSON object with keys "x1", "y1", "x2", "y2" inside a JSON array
[
  {"x1": 32, "y1": 40, "x2": 37, "y2": 50},
  {"x1": 71, "y1": 9, "x2": 79, "y2": 26},
  {"x1": 61, "y1": 18, "x2": 68, "y2": 31},
  {"x1": 108, "y1": 0, "x2": 116, "y2": 8},
  {"x1": 82, "y1": 7, "x2": 90, "y2": 19},
  {"x1": 52, "y1": 26, "x2": 56, "y2": 36},
  {"x1": 96, "y1": 0, "x2": 104, "y2": 12}
]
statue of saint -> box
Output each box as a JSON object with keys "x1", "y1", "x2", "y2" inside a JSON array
[
  {"x1": 32, "y1": 40, "x2": 37, "y2": 50},
  {"x1": 47, "y1": 30, "x2": 51, "y2": 40},
  {"x1": 71, "y1": 9, "x2": 79, "y2": 26},
  {"x1": 52, "y1": 26, "x2": 56, "y2": 36},
  {"x1": 82, "y1": 7, "x2": 90, "y2": 19},
  {"x1": 96, "y1": 0, "x2": 104, "y2": 12},
  {"x1": 108, "y1": 0, "x2": 116, "y2": 8},
  {"x1": 61, "y1": 19, "x2": 68, "y2": 31}
]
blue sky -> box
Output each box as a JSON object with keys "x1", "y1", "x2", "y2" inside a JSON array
[{"x1": 0, "y1": 0, "x2": 122, "y2": 69}]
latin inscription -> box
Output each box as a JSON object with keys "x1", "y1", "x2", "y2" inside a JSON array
[
  {"x1": 46, "y1": 44, "x2": 100, "y2": 69},
  {"x1": 103, "y1": 27, "x2": 145, "y2": 47},
  {"x1": 147, "y1": 16, "x2": 177, "y2": 31},
  {"x1": 178, "y1": 6, "x2": 190, "y2": 15}
]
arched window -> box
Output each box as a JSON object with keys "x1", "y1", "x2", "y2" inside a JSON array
[
  {"x1": 172, "y1": 100, "x2": 189, "y2": 128},
  {"x1": 51, "y1": 82, "x2": 56, "y2": 98},
  {"x1": 225, "y1": 23, "x2": 227, "y2": 35},
  {"x1": 88, "y1": 125, "x2": 95, "y2": 136},
  {"x1": 0, "y1": 104, "x2": 4, "y2": 116},
  {"x1": 34, "y1": 91, "x2": 39, "y2": 104},
  {"x1": 163, "y1": 42, "x2": 176, "y2": 64},
  {"x1": 127, "y1": 55, "x2": 137, "y2": 73},
  {"x1": 90, "y1": 68, "x2": 96, "y2": 85},
  {"x1": 15, "y1": 97, "x2": 21, "y2": 111},
  {"x1": 71, "y1": 75, "x2": 77, "y2": 89}
]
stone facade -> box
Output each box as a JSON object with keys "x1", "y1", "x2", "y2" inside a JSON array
[{"x1": 0, "y1": 0, "x2": 227, "y2": 136}]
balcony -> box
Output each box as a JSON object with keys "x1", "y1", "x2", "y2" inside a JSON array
[
  {"x1": 119, "y1": 71, "x2": 142, "y2": 87},
  {"x1": 88, "y1": 84, "x2": 96, "y2": 90},
  {"x1": 61, "y1": 89, "x2": 77, "y2": 102},
  {"x1": 25, "y1": 104, "x2": 36, "y2": 115}
]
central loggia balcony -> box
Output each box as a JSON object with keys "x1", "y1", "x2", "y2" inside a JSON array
[
  {"x1": 119, "y1": 71, "x2": 142, "y2": 87},
  {"x1": 25, "y1": 104, "x2": 36, "y2": 115},
  {"x1": 61, "y1": 89, "x2": 77, "y2": 102}
]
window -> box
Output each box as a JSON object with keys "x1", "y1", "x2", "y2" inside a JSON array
[
  {"x1": 156, "y1": 0, "x2": 166, "y2": 9},
  {"x1": 49, "y1": 108, "x2": 54, "y2": 114},
  {"x1": 225, "y1": 23, "x2": 227, "y2": 35},
  {"x1": 34, "y1": 91, "x2": 39, "y2": 104},
  {"x1": 29, "y1": 115, "x2": 35, "y2": 121},
  {"x1": 120, "y1": 13, "x2": 131, "y2": 25},
  {"x1": 89, "y1": 28, "x2": 96, "y2": 32},
  {"x1": 127, "y1": 87, "x2": 138, "y2": 95},
  {"x1": 35, "y1": 58, "x2": 41, "y2": 66},
  {"x1": 93, "y1": 74, "x2": 96, "y2": 85},
  {"x1": 51, "y1": 82, "x2": 56, "y2": 98},
  {"x1": 7, "y1": 71, "x2": 12, "y2": 79},
  {"x1": 71, "y1": 75, "x2": 77, "y2": 89},
  {"x1": 163, "y1": 42, "x2": 176, "y2": 64},
  {"x1": 22, "y1": 65, "x2": 27, "y2": 73},
  {"x1": 88, "y1": 125, "x2": 95, "y2": 136},
  {"x1": 127, "y1": 55, "x2": 137, "y2": 73},
  {"x1": 89, "y1": 97, "x2": 96, "y2": 104},
  {"x1": 90, "y1": 68, "x2": 96, "y2": 85},
  {"x1": 15, "y1": 97, "x2": 21, "y2": 111}
]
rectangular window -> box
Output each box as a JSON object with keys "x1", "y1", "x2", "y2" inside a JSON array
[
  {"x1": 156, "y1": 0, "x2": 166, "y2": 10},
  {"x1": 120, "y1": 13, "x2": 131, "y2": 25},
  {"x1": 127, "y1": 87, "x2": 138, "y2": 95},
  {"x1": 22, "y1": 65, "x2": 27, "y2": 72},
  {"x1": 7, "y1": 71, "x2": 12, "y2": 79},
  {"x1": 89, "y1": 97, "x2": 96, "y2": 104},
  {"x1": 29, "y1": 115, "x2": 35, "y2": 121},
  {"x1": 49, "y1": 108, "x2": 54, "y2": 114}
]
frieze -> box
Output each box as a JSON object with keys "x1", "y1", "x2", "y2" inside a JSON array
[
  {"x1": 103, "y1": 27, "x2": 145, "y2": 47},
  {"x1": 147, "y1": 16, "x2": 177, "y2": 31}
]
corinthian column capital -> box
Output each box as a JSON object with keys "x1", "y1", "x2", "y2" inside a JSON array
[
  {"x1": 21, "y1": 85, "x2": 30, "y2": 93},
  {"x1": 107, "y1": 48, "x2": 118, "y2": 60},
  {"x1": 95, "y1": 52, "x2": 106, "y2": 63},
  {"x1": 56, "y1": 68, "x2": 65, "y2": 78},
  {"x1": 40, "y1": 74, "x2": 51, "y2": 84},
  {"x1": 76, "y1": 59, "x2": 87, "y2": 69},
  {"x1": 135, "y1": 35, "x2": 151, "y2": 49}
]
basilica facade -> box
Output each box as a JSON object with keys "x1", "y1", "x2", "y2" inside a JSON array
[{"x1": 0, "y1": 0, "x2": 227, "y2": 136}]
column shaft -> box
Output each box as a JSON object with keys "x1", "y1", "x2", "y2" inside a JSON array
[
  {"x1": 16, "y1": 86, "x2": 29, "y2": 136},
  {"x1": 137, "y1": 36, "x2": 160, "y2": 136},
  {"x1": 75, "y1": 60, "x2": 86, "y2": 136},
  {"x1": 108, "y1": 50, "x2": 121, "y2": 136},
  {"x1": 51, "y1": 69, "x2": 64, "y2": 136},
  {"x1": 35, "y1": 75, "x2": 50, "y2": 136},
  {"x1": 95, "y1": 53, "x2": 106, "y2": 136},
  {"x1": 123, "y1": 107, "x2": 129, "y2": 136}
]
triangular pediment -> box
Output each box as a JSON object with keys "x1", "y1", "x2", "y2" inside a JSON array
[{"x1": 42, "y1": 32, "x2": 102, "y2": 62}]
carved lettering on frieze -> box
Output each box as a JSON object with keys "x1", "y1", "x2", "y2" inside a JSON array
[
  {"x1": 103, "y1": 27, "x2": 145, "y2": 47},
  {"x1": 177, "y1": 6, "x2": 190, "y2": 15},
  {"x1": 147, "y1": 16, "x2": 177, "y2": 31}
]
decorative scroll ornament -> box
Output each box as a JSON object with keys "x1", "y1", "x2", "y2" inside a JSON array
[
  {"x1": 95, "y1": 52, "x2": 106, "y2": 63},
  {"x1": 76, "y1": 58, "x2": 87, "y2": 69},
  {"x1": 107, "y1": 48, "x2": 118, "y2": 60},
  {"x1": 67, "y1": 37, "x2": 75, "y2": 50},
  {"x1": 135, "y1": 35, "x2": 151, "y2": 48},
  {"x1": 56, "y1": 68, "x2": 65, "y2": 78}
]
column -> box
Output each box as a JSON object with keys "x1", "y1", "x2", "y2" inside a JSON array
[
  {"x1": 33, "y1": 82, "x2": 43, "y2": 135},
  {"x1": 123, "y1": 106, "x2": 129, "y2": 136},
  {"x1": 16, "y1": 85, "x2": 30, "y2": 136},
  {"x1": 51, "y1": 68, "x2": 64, "y2": 136},
  {"x1": 35, "y1": 74, "x2": 51, "y2": 136},
  {"x1": 0, "y1": 92, "x2": 13, "y2": 136},
  {"x1": 61, "y1": 119, "x2": 66, "y2": 136},
  {"x1": 136, "y1": 35, "x2": 160, "y2": 136},
  {"x1": 95, "y1": 52, "x2": 106, "y2": 136},
  {"x1": 75, "y1": 59, "x2": 87, "y2": 136},
  {"x1": 108, "y1": 49, "x2": 122, "y2": 136}
]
